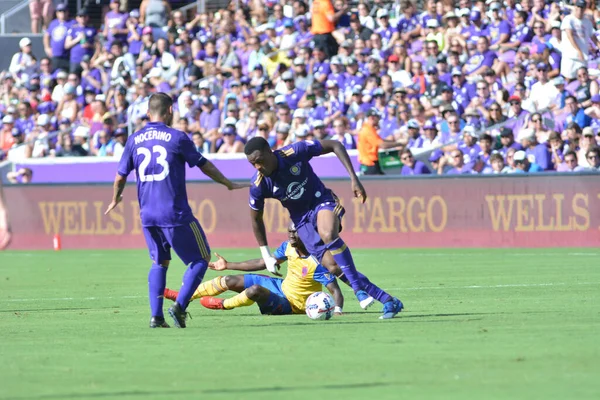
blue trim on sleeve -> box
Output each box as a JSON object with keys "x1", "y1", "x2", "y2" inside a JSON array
[
  {"x1": 273, "y1": 241, "x2": 288, "y2": 261},
  {"x1": 313, "y1": 264, "x2": 335, "y2": 286}
]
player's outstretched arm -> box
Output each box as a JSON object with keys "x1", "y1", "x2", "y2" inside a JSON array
[
  {"x1": 210, "y1": 251, "x2": 269, "y2": 272},
  {"x1": 326, "y1": 280, "x2": 344, "y2": 315},
  {"x1": 0, "y1": 181, "x2": 12, "y2": 250},
  {"x1": 199, "y1": 160, "x2": 250, "y2": 190},
  {"x1": 319, "y1": 140, "x2": 367, "y2": 204},
  {"x1": 250, "y1": 209, "x2": 282, "y2": 276},
  {"x1": 105, "y1": 173, "x2": 127, "y2": 215}
]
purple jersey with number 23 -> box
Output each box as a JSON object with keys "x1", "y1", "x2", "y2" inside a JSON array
[{"x1": 117, "y1": 121, "x2": 207, "y2": 227}]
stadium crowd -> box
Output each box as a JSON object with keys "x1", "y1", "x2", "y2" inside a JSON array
[{"x1": 2, "y1": 0, "x2": 600, "y2": 175}]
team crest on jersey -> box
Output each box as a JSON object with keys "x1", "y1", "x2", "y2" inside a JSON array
[
  {"x1": 290, "y1": 162, "x2": 301, "y2": 176},
  {"x1": 52, "y1": 26, "x2": 67, "y2": 41},
  {"x1": 302, "y1": 266, "x2": 308, "y2": 277}
]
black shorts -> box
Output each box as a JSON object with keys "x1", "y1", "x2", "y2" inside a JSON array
[
  {"x1": 362, "y1": 161, "x2": 384, "y2": 175},
  {"x1": 312, "y1": 33, "x2": 339, "y2": 58}
]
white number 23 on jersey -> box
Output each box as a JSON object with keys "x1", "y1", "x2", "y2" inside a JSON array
[{"x1": 136, "y1": 145, "x2": 170, "y2": 182}]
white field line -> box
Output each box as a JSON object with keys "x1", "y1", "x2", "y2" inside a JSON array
[{"x1": 2, "y1": 282, "x2": 598, "y2": 303}]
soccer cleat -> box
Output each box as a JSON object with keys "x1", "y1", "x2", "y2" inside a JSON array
[
  {"x1": 356, "y1": 290, "x2": 375, "y2": 310},
  {"x1": 163, "y1": 288, "x2": 178, "y2": 301},
  {"x1": 168, "y1": 302, "x2": 189, "y2": 328},
  {"x1": 379, "y1": 298, "x2": 403, "y2": 320},
  {"x1": 200, "y1": 296, "x2": 226, "y2": 310},
  {"x1": 149, "y1": 316, "x2": 170, "y2": 328}
]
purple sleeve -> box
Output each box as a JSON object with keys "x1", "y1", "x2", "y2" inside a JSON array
[
  {"x1": 518, "y1": 26, "x2": 532, "y2": 43},
  {"x1": 417, "y1": 162, "x2": 431, "y2": 174},
  {"x1": 249, "y1": 180, "x2": 265, "y2": 211},
  {"x1": 179, "y1": 133, "x2": 207, "y2": 168},
  {"x1": 292, "y1": 140, "x2": 324, "y2": 160},
  {"x1": 500, "y1": 21, "x2": 510, "y2": 36},
  {"x1": 482, "y1": 52, "x2": 497, "y2": 68},
  {"x1": 117, "y1": 139, "x2": 134, "y2": 177}
]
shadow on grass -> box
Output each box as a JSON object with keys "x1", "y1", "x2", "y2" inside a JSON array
[{"x1": 4, "y1": 381, "x2": 396, "y2": 399}]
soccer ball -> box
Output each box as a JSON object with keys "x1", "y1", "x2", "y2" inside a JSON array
[{"x1": 305, "y1": 292, "x2": 335, "y2": 320}]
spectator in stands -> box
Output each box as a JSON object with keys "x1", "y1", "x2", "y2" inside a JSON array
[
  {"x1": 44, "y1": 3, "x2": 71, "y2": 72},
  {"x1": 9, "y1": 38, "x2": 37, "y2": 85},
  {"x1": 140, "y1": 0, "x2": 171, "y2": 40},
  {"x1": 549, "y1": 131, "x2": 566, "y2": 168},
  {"x1": 560, "y1": 0, "x2": 598, "y2": 81},
  {"x1": 577, "y1": 127, "x2": 597, "y2": 168},
  {"x1": 513, "y1": 150, "x2": 544, "y2": 173},
  {"x1": 444, "y1": 149, "x2": 474, "y2": 175},
  {"x1": 400, "y1": 149, "x2": 430, "y2": 176},
  {"x1": 557, "y1": 150, "x2": 586, "y2": 172},
  {"x1": 585, "y1": 147, "x2": 600, "y2": 171},
  {"x1": 7, "y1": 129, "x2": 29, "y2": 162},
  {"x1": 489, "y1": 153, "x2": 508, "y2": 174},
  {"x1": 575, "y1": 67, "x2": 599, "y2": 109},
  {"x1": 564, "y1": 95, "x2": 592, "y2": 128},
  {"x1": 65, "y1": 9, "x2": 96, "y2": 75},
  {"x1": 29, "y1": 0, "x2": 54, "y2": 34},
  {"x1": 357, "y1": 108, "x2": 400, "y2": 175},
  {"x1": 478, "y1": 133, "x2": 494, "y2": 166},
  {"x1": 505, "y1": 95, "x2": 529, "y2": 134},
  {"x1": 6, "y1": 167, "x2": 33, "y2": 184},
  {"x1": 112, "y1": 128, "x2": 127, "y2": 159},
  {"x1": 519, "y1": 128, "x2": 552, "y2": 170}
]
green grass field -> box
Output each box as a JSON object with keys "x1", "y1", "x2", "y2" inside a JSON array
[{"x1": 0, "y1": 248, "x2": 599, "y2": 400}]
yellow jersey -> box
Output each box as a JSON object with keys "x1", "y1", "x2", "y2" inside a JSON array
[{"x1": 273, "y1": 241, "x2": 335, "y2": 314}]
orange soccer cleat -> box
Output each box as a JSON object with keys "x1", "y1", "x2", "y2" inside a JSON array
[
  {"x1": 200, "y1": 296, "x2": 226, "y2": 310},
  {"x1": 163, "y1": 288, "x2": 179, "y2": 301}
]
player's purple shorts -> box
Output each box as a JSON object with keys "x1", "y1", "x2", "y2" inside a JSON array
[
  {"x1": 296, "y1": 198, "x2": 345, "y2": 262},
  {"x1": 142, "y1": 218, "x2": 210, "y2": 265},
  {"x1": 243, "y1": 274, "x2": 292, "y2": 315}
]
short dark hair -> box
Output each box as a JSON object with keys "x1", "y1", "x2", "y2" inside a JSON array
[
  {"x1": 148, "y1": 93, "x2": 173, "y2": 118},
  {"x1": 480, "y1": 133, "x2": 493, "y2": 143},
  {"x1": 244, "y1": 136, "x2": 271, "y2": 155},
  {"x1": 586, "y1": 147, "x2": 600, "y2": 158},
  {"x1": 490, "y1": 153, "x2": 504, "y2": 163},
  {"x1": 564, "y1": 150, "x2": 577, "y2": 160},
  {"x1": 400, "y1": 148, "x2": 413, "y2": 157}
]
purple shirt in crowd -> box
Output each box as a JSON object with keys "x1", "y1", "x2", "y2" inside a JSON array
[
  {"x1": 401, "y1": 161, "x2": 431, "y2": 176},
  {"x1": 105, "y1": 11, "x2": 128, "y2": 49},
  {"x1": 525, "y1": 143, "x2": 552, "y2": 170},
  {"x1": 66, "y1": 24, "x2": 97, "y2": 64},
  {"x1": 199, "y1": 108, "x2": 221, "y2": 131},
  {"x1": 47, "y1": 19, "x2": 73, "y2": 58}
]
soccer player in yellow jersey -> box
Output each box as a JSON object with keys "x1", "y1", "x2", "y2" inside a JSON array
[{"x1": 164, "y1": 223, "x2": 343, "y2": 315}]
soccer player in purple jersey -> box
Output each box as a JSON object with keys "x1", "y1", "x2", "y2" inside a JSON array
[
  {"x1": 105, "y1": 93, "x2": 247, "y2": 328},
  {"x1": 244, "y1": 137, "x2": 403, "y2": 319}
]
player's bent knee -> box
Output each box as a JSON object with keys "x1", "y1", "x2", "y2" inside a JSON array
[
  {"x1": 246, "y1": 284, "x2": 264, "y2": 300},
  {"x1": 319, "y1": 230, "x2": 339, "y2": 244},
  {"x1": 159, "y1": 260, "x2": 170, "y2": 268}
]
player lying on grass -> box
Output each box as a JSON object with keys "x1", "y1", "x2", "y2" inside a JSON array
[
  {"x1": 244, "y1": 136, "x2": 403, "y2": 319},
  {"x1": 164, "y1": 223, "x2": 344, "y2": 315}
]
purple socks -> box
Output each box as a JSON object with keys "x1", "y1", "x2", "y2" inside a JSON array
[
  {"x1": 176, "y1": 260, "x2": 209, "y2": 310},
  {"x1": 148, "y1": 263, "x2": 168, "y2": 318},
  {"x1": 326, "y1": 238, "x2": 363, "y2": 292},
  {"x1": 327, "y1": 238, "x2": 394, "y2": 304}
]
